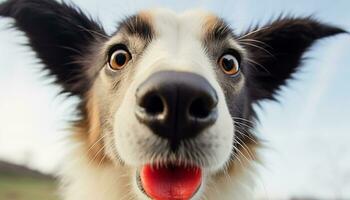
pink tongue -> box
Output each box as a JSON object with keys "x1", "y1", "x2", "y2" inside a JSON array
[{"x1": 140, "y1": 164, "x2": 202, "y2": 200}]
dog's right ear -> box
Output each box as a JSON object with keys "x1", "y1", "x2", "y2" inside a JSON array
[{"x1": 0, "y1": 0, "x2": 107, "y2": 96}]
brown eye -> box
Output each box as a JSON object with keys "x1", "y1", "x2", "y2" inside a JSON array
[
  {"x1": 108, "y1": 49, "x2": 131, "y2": 70},
  {"x1": 219, "y1": 53, "x2": 240, "y2": 76}
]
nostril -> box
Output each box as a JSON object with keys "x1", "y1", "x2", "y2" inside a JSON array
[
  {"x1": 189, "y1": 97, "x2": 214, "y2": 119},
  {"x1": 142, "y1": 94, "x2": 164, "y2": 115}
]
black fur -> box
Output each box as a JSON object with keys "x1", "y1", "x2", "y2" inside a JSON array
[
  {"x1": 230, "y1": 17, "x2": 346, "y2": 147},
  {"x1": 117, "y1": 15, "x2": 154, "y2": 42},
  {"x1": 0, "y1": 0, "x2": 107, "y2": 96},
  {"x1": 239, "y1": 17, "x2": 346, "y2": 102}
]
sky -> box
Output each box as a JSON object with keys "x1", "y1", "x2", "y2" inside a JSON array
[{"x1": 0, "y1": 0, "x2": 349, "y2": 199}]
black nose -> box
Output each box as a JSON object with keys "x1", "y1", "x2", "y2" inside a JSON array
[{"x1": 135, "y1": 71, "x2": 218, "y2": 150}]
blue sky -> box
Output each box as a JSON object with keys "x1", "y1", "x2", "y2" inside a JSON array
[{"x1": 0, "y1": 0, "x2": 349, "y2": 198}]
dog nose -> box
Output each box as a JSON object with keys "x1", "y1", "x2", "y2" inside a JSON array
[{"x1": 135, "y1": 71, "x2": 218, "y2": 149}]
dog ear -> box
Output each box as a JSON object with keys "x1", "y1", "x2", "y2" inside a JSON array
[
  {"x1": 0, "y1": 0, "x2": 107, "y2": 96},
  {"x1": 239, "y1": 17, "x2": 346, "y2": 102}
]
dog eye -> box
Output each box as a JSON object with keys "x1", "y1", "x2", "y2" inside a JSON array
[
  {"x1": 218, "y1": 53, "x2": 240, "y2": 76},
  {"x1": 108, "y1": 49, "x2": 131, "y2": 70}
]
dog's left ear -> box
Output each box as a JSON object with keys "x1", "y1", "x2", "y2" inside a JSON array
[
  {"x1": 240, "y1": 17, "x2": 346, "y2": 102},
  {"x1": 0, "y1": 0, "x2": 107, "y2": 96}
]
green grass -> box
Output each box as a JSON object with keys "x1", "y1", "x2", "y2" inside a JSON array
[{"x1": 0, "y1": 173, "x2": 58, "y2": 200}]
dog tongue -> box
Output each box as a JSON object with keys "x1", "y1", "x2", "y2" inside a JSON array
[{"x1": 140, "y1": 164, "x2": 202, "y2": 200}]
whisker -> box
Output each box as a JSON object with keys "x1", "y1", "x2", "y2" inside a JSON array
[
  {"x1": 238, "y1": 41, "x2": 274, "y2": 58},
  {"x1": 232, "y1": 117, "x2": 255, "y2": 125},
  {"x1": 87, "y1": 134, "x2": 107, "y2": 155},
  {"x1": 232, "y1": 144, "x2": 249, "y2": 165},
  {"x1": 234, "y1": 121, "x2": 255, "y2": 130},
  {"x1": 236, "y1": 137, "x2": 256, "y2": 161},
  {"x1": 57, "y1": 45, "x2": 84, "y2": 56},
  {"x1": 237, "y1": 26, "x2": 270, "y2": 40},
  {"x1": 245, "y1": 57, "x2": 271, "y2": 74},
  {"x1": 75, "y1": 24, "x2": 110, "y2": 40},
  {"x1": 238, "y1": 38, "x2": 272, "y2": 49},
  {"x1": 97, "y1": 151, "x2": 108, "y2": 168},
  {"x1": 235, "y1": 129, "x2": 258, "y2": 145},
  {"x1": 63, "y1": 59, "x2": 92, "y2": 66},
  {"x1": 88, "y1": 142, "x2": 108, "y2": 166},
  {"x1": 234, "y1": 148, "x2": 250, "y2": 170}
]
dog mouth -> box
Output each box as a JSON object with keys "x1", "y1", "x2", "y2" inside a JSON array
[{"x1": 136, "y1": 163, "x2": 202, "y2": 200}]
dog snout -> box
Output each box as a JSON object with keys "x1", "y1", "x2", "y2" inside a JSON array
[{"x1": 135, "y1": 71, "x2": 218, "y2": 149}]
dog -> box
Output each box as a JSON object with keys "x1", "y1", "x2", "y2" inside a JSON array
[{"x1": 0, "y1": 0, "x2": 345, "y2": 199}]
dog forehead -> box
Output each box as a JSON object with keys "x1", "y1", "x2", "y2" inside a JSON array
[
  {"x1": 113, "y1": 8, "x2": 235, "y2": 49},
  {"x1": 143, "y1": 8, "x2": 224, "y2": 40},
  {"x1": 128, "y1": 10, "x2": 215, "y2": 74}
]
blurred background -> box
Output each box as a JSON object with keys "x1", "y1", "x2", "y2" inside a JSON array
[{"x1": 0, "y1": 0, "x2": 349, "y2": 199}]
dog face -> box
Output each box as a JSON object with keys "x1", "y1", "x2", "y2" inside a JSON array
[
  {"x1": 93, "y1": 10, "x2": 242, "y2": 198},
  {"x1": 104, "y1": 9, "x2": 243, "y2": 168},
  {"x1": 0, "y1": 0, "x2": 344, "y2": 199}
]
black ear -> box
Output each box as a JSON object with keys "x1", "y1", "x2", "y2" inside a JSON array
[
  {"x1": 239, "y1": 17, "x2": 346, "y2": 101},
  {"x1": 0, "y1": 0, "x2": 107, "y2": 96}
]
